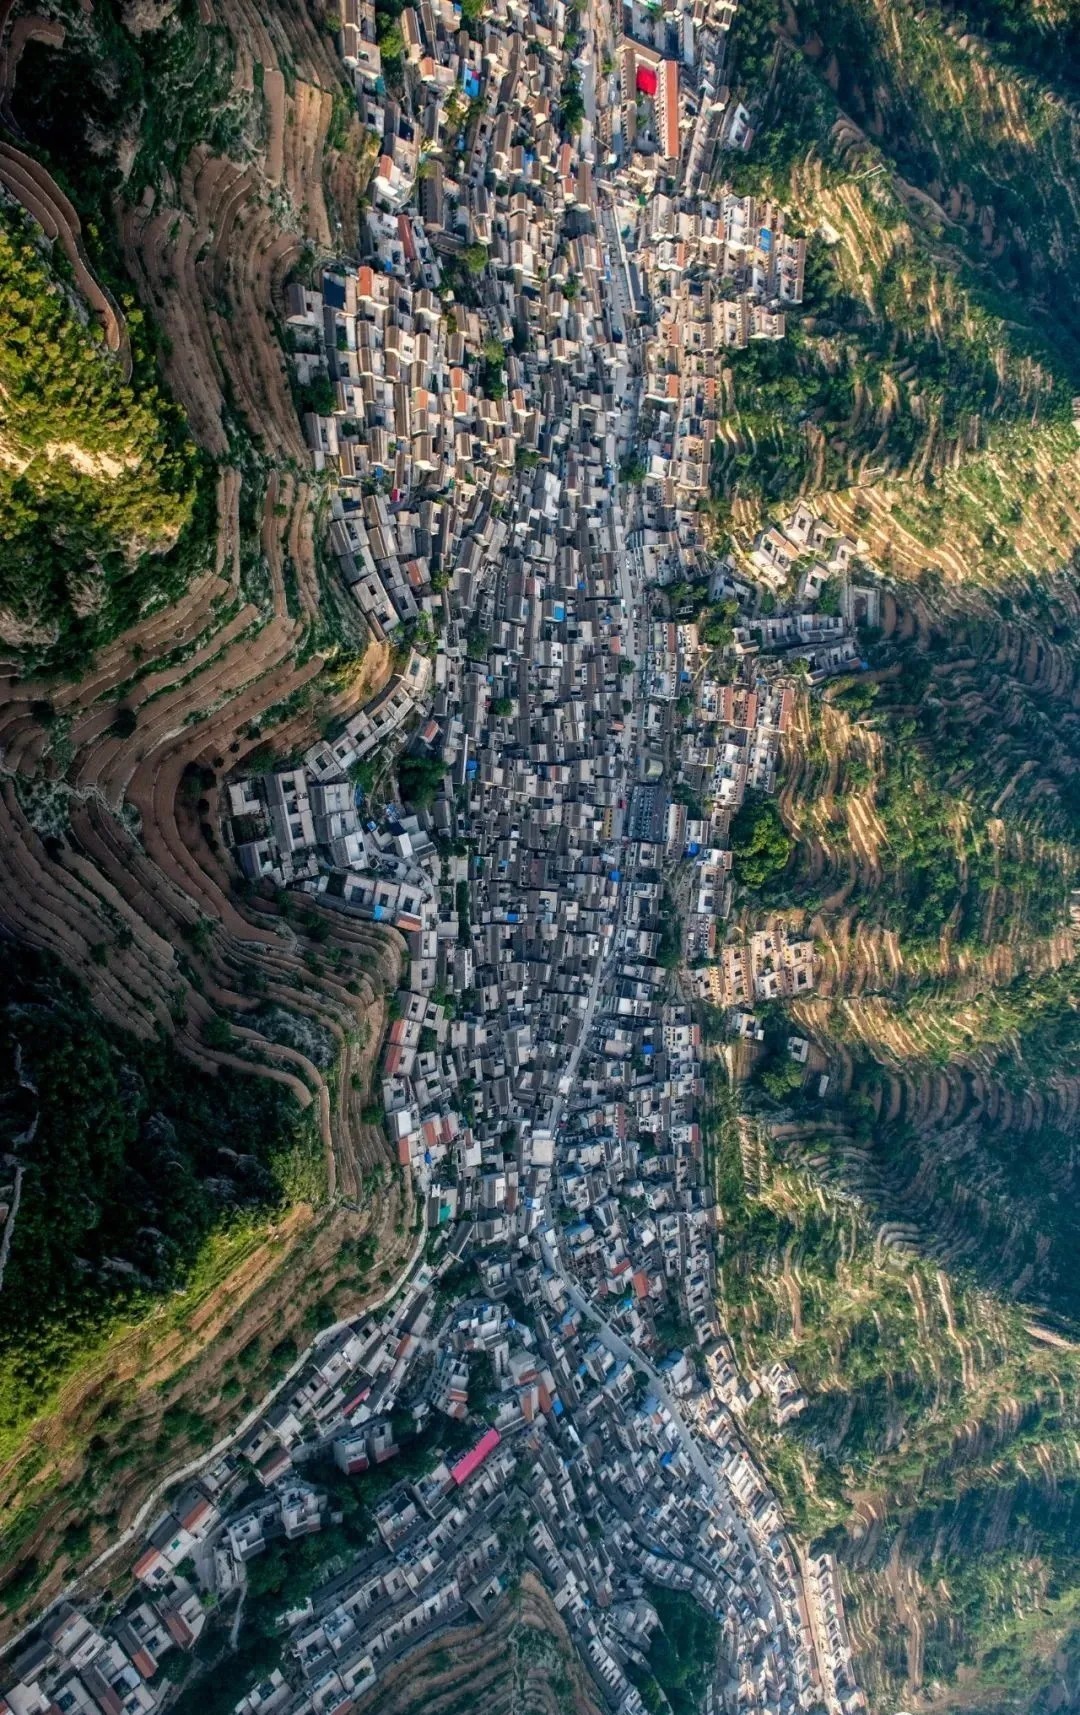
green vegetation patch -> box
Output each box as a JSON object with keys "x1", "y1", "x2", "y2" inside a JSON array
[
  {"x1": 0, "y1": 947, "x2": 323, "y2": 1459},
  {"x1": 730, "y1": 795, "x2": 794, "y2": 893},
  {"x1": 0, "y1": 209, "x2": 205, "y2": 670},
  {"x1": 12, "y1": 0, "x2": 241, "y2": 209},
  {"x1": 397, "y1": 752, "x2": 446, "y2": 807},
  {"x1": 710, "y1": 1091, "x2": 1080, "y2": 1709},
  {"x1": 709, "y1": 0, "x2": 1080, "y2": 583},
  {"x1": 627, "y1": 1584, "x2": 721, "y2": 1715},
  {"x1": 712, "y1": 197, "x2": 1073, "y2": 521}
]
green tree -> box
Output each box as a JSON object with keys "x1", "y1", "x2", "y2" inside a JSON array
[
  {"x1": 397, "y1": 753, "x2": 446, "y2": 807},
  {"x1": 560, "y1": 71, "x2": 585, "y2": 134},
  {"x1": 620, "y1": 454, "x2": 647, "y2": 486},
  {"x1": 731, "y1": 795, "x2": 794, "y2": 892},
  {"x1": 0, "y1": 211, "x2": 202, "y2": 674}
]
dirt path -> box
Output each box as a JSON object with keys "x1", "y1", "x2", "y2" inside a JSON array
[{"x1": 0, "y1": 140, "x2": 129, "y2": 370}]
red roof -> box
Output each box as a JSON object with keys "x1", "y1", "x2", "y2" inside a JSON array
[
  {"x1": 179, "y1": 1496, "x2": 213, "y2": 1531},
  {"x1": 450, "y1": 1426, "x2": 501, "y2": 1486},
  {"x1": 636, "y1": 63, "x2": 658, "y2": 95},
  {"x1": 133, "y1": 1547, "x2": 165, "y2": 1582},
  {"x1": 398, "y1": 212, "x2": 417, "y2": 263},
  {"x1": 661, "y1": 60, "x2": 680, "y2": 160}
]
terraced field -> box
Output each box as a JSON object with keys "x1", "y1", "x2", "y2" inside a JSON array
[
  {"x1": 0, "y1": 0, "x2": 397, "y2": 1631},
  {"x1": 706, "y1": 2, "x2": 1080, "y2": 1704},
  {"x1": 713, "y1": 528, "x2": 1080, "y2": 1702},
  {"x1": 720, "y1": 565, "x2": 1080, "y2": 1704},
  {"x1": 352, "y1": 1574, "x2": 605, "y2": 1715},
  {"x1": 714, "y1": 0, "x2": 1080, "y2": 596},
  {"x1": 715, "y1": 1089, "x2": 1080, "y2": 1713}
]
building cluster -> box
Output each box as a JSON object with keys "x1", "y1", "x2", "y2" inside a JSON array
[
  {"x1": 606, "y1": 0, "x2": 750, "y2": 197},
  {"x1": 636, "y1": 194, "x2": 805, "y2": 496},
  {"x1": 3, "y1": 0, "x2": 875, "y2": 1712},
  {"x1": 229, "y1": 649, "x2": 434, "y2": 886},
  {"x1": 0, "y1": 1597, "x2": 207, "y2": 1715},
  {"x1": 2, "y1": 1228, "x2": 864, "y2": 1715},
  {"x1": 745, "y1": 504, "x2": 881, "y2": 669},
  {"x1": 697, "y1": 928, "x2": 816, "y2": 1011}
]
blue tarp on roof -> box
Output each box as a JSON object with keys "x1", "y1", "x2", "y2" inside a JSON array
[{"x1": 323, "y1": 276, "x2": 346, "y2": 308}]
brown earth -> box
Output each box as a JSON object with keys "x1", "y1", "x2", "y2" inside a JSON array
[
  {"x1": 354, "y1": 1571, "x2": 605, "y2": 1715},
  {"x1": 0, "y1": 0, "x2": 401, "y2": 1628}
]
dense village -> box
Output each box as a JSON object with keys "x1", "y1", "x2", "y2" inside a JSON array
[{"x1": 0, "y1": 0, "x2": 878, "y2": 1711}]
